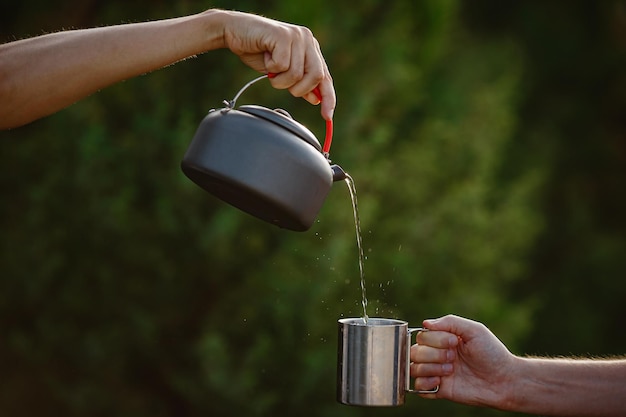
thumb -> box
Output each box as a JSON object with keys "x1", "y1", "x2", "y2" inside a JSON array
[
  {"x1": 423, "y1": 315, "x2": 483, "y2": 341},
  {"x1": 263, "y1": 51, "x2": 273, "y2": 69},
  {"x1": 263, "y1": 50, "x2": 290, "y2": 77}
]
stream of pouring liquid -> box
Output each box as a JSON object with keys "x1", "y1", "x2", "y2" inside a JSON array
[{"x1": 344, "y1": 174, "x2": 369, "y2": 323}]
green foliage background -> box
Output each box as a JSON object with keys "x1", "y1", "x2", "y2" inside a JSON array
[{"x1": 2, "y1": 1, "x2": 626, "y2": 416}]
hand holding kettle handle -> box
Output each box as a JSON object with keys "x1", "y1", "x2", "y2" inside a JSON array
[{"x1": 268, "y1": 73, "x2": 334, "y2": 157}]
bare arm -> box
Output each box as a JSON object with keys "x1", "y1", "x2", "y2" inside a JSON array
[
  {"x1": 410, "y1": 315, "x2": 626, "y2": 416},
  {"x1": 0, "y1": 9, "x2": 335, "y2": 129},
  {"x1": 509, "y1": 356, "x2": 626, "y2": 416}
]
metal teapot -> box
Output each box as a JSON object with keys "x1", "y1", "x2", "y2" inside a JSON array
[{"x1": 181, "y1": 74, "x2": 346, "y2": 232}]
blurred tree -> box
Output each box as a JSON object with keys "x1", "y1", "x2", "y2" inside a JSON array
[{"x1": 462, "y1": 0, "x2": 626, "y2": 357}]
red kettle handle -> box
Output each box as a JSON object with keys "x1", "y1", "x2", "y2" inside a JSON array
[{"x1": 268, "y1": 73, "x2": 333, "y2": 156}]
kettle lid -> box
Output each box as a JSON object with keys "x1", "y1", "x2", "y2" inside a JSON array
[{"x1": 239, "y1": 105, "x2": 322, "y2": 152}]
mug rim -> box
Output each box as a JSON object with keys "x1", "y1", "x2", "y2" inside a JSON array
[{"x1": 338, "y1": 317, "x2": 408, "y2": 327}]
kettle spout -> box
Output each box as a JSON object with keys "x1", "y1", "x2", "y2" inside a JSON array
[{"x1": 331, "y1": 164, "x2": 347, "y2": 182}]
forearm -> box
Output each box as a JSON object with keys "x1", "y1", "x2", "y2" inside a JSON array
[
  {"x1": 503, "y1": 356, "x2": 626, "y2": 416},
  {"x1": 0, "y1": 9, "x2": 227, "y2": 129}
]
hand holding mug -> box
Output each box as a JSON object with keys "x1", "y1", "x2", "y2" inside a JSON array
[{"x1": 409, "y1": 315, "x2": 517, "y2": 407}]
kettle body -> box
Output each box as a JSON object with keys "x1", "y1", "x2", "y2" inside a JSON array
[{"x1": 181, "y1": 101, "x2": 343, "y2": 231}]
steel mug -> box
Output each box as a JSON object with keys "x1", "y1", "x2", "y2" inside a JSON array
[{"x1": 337, "y1": 318, "x2": 439, "y2": 407}]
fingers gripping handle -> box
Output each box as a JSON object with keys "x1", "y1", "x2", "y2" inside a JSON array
[
  {"x1": 267, "y1": 72, "x2": 322, "y2": 100},
  {"x1": 267, "y1": 73, "x2": 333, "y2": 156},
  {"x1": 407, "y1": 328, "x2": 440, "y2": 395}
]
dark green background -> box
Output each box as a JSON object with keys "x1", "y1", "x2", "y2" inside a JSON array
[{"x1": 2, "y1": 1, "x2": 625, "y2": 416}]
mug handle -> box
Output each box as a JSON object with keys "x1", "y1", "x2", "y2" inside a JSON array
[{"x1": 406, "y1": 327, "x2": 440, "y2": 394}]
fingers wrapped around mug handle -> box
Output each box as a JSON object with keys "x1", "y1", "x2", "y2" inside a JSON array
[{"x1": 407, "y1": 327, "x2": 440, "y2": 394}]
